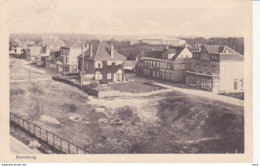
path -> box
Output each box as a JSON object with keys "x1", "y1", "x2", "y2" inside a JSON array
[
  {"x1": 10, "y1": 136, "x2": 41, "y2": 154},
  {"x1": 153, "y1": 82, "x2": 244, "y2": 107},
  {"x1": 10, "y1": 77, "x2": 52, "y2": 83}
]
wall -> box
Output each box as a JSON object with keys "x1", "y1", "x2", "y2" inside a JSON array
[{"x1": 219, "y1": 61, "x2": 244, "y2": 92}]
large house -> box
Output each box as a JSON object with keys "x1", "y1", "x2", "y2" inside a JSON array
[
  {"x1": 58, "y1": 41, "x2": 84, "y2": 75},
  {"x1": 136, "y1": 45, "x2": 193, "y2": 82},
  {"x1": 77, "y1": 41, "x2": 127, "y2": 83},
  {"x1": 185, "y1": 44, "x2": 244, "y2": 93}
]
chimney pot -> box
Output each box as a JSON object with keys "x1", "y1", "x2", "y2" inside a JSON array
[
  {"x1": 110, "y1": 44, "x2": 114, "y2": 58},
  {"x1": 90, "y1": 44, "x2": 93, "y2": 57}
]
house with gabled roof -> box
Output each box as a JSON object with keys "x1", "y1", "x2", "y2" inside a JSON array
[
  {"x1": 136, "y1": 44, "x2": 193, "y2": 82},
  {"x1": 186, "y1": 44, "x2": 244, "y2": 93},
  {"x1": 77, "y1": 41, "x2": 127, "y2": 83},
  {"x1": 58, "y1": 41, "x2": 84, "y2": 75},
  {"x1": 28, "y1": 46, "x2": 42, "y2": 63}
]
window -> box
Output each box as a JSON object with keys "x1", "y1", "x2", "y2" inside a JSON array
[
  {"x1": 181, "y1": 64, "x2": 185, "y2": 70},
  {"x1": 203, "y1": 67, "x2": 206, "y2": 73},
  {"x1": 211, "y1": 66, "x2": 215, "y2": 74},
  {"x1": 157, "y1": 62, "x2": 159, "y2": 67},
  {"x1": 107, "y1": 73, "x2": 112, "y2": 79},
  {"x1": 234, "y1": 80, "x2": 237, "y2": 90},
  {"x1": 98, "y1": 63, "x2": 101, "y2": 68},
  {"x1": 196, "y1": 65, "x2": 200, "y2": 72}
]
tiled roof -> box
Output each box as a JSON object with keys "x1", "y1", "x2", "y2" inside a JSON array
[
  {"x1": 41, "y1": 37, "x2": 65, "y2": 51},
  {"x1": 203, "y1": 45, "x2": 222, "y2": 53},
  {"x1": 28, "y1": 46, "x2": 41, "y2": 56},
  {"x1": 145, "y1": 50, "x2": 164, "y2": 59},
  {"x1": 144, "y1": 46, "x2": 187, "y2": 60},
  {"x1": 79, "y1": 41, "x2": 126, "y2": 61},
  {"x1": 202, "y1": 44, "x2": 243, "y2": 61}
]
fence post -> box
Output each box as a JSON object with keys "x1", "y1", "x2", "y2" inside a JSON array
[
  {"x1": 68, "y1": 142, "x2": 70, "y2": 153},
  {"x1": 76, "y1": 146, "x2": 79, "y2": 154},
  {"x1": 53, "y1": 134, "x2": 55, "y2": 147},
  {"x1": 60, "y1": 138, "x2": 62, "y2": 151},
  {"x1": 46, "y1": 131, "x2": 48, "y2": 143}
]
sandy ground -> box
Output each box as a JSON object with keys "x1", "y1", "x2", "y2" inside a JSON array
[{"x1": 10, "y1": 59, "x2": 244, "y2": 153}]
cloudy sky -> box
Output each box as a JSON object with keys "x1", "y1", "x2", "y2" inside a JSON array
[{"x1": 4, "y1": 0, "x2": 247, "y2": 37}]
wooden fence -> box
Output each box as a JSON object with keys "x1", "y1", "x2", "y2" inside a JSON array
[{"x1": 10, "y1": 112, "x2": 89, "y2": 154}]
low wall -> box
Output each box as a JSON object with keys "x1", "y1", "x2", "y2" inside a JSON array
[
  {"x1": 52, "y1": 76, "x2": 172, "y2": 98},
  {"x1": 52, "y1": 76, "x2": 121, "y2": 98}
]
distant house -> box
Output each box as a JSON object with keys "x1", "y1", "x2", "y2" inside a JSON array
[
  {"x1": 28, "y1": 46, "x2": 42, "y2": 63},
  {"x1": 9, "y1": 39, "x2": 27, "y2": 58},
  {"x1": 41, "y1": 36, "x2": 65, "y2": 51},
  {"x1": 38, "y1": 37, "x2": 65, "y2": 69},
  {"x1": 185, "y1": 44, "x2": 244, "y2": 93},
  {"x1": 9, "y1": 46, "x2": 25, "y2": 59},
  {"x1": 57, "y1": 41, "x2": 83, "y2": 75},
  {"x1": 136, "y1": 45, "x2": 193, "y2": 82},
  {"x1": 35, "y1": 45, "x2": 51, "y2": 67},
  {"x1": 45, "y1": 50, "x2": 61, "y2": 70},
  {"x1": 77, "y1": 41, "x2": 127, "y2": 83}
]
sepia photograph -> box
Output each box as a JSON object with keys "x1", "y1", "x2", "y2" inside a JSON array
[{"x1": 0, "y1": 0, "x2": 253, "y2": 163}]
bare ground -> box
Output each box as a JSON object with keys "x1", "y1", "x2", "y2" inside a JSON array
[{"x1": 10, "y1": 80, "x2": 244, "y2": 153}]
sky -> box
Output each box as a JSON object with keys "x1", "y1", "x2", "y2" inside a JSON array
[{"x1": 3, "y1": 0, "x2": 247, "y2": 37}]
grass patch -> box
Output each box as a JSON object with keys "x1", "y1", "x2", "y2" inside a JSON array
[{"x1": 109, "y1": 81, "x2": 164, "y2": 93}]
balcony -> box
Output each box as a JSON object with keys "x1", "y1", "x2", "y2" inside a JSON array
[{"x1": 186, "y1": 71, "x2": 219, "y2": 78}]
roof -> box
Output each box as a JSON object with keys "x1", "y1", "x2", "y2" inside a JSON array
[
  {"x1": 63, "y1": 41, "x2": 83, "y2": 49},
  {"x1": 202, "y1": 44, "x2": 243, "y2": 61},
  {"x1": 124, "y1": 60, "x2": 137, "y2": 67},
  {"x1": 79, "y1": 41, "x2": 126, "y2": 61},
  {"x1": 144, "y1": 46, "x2": 188, "y2": 60},
  {"x1": 28, "y1": 46, "x2": 41, "y2": 56},
  {"x1": 41, "y1": 37, "x2": 65, "y2": 51}
]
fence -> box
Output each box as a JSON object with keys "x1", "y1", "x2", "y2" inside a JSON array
[{"x1": 10, "y1": 112, "x2": 89, "y2": 154}]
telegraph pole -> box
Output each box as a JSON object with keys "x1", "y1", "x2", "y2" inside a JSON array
[{"x1": 81, "y1": 42, "x2": 85, "y2": 86}]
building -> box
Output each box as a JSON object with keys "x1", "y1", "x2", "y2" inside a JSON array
[
  {"x1": 185, "y1": 44, "x2": 244, "y2": 93},
  {"x1": 9, "y1": 46, "x2": 25, "y2": 58},
  {"x1": 35, "y1": 45, "x2": 51, "y2": 67},
  {"x1": 45, "y1": 50, "x2": 61, "y2": 70},
  {"x1": 28, "y1": 46, "x2": 42, "y2": 63},
  {"x1": 41, "y1": 36, "x2": 65, "y2": 51},
  {"x1": 136, "y1": 45, "x2": 193, "y2": 82},
  {"x1": 123, "y1": 60, "x2": 137, "y2": 72},
  {"x1": 130, "y1": 38, "x2": 186, "y2": 46},
  {"x1": 78, "y1": 41, "x2": 127, "y2": 83},
  {"x1": 58, "y1": 41, "x2": 83, "y2": 75},
  {"x1": 40, "y1": 36, "x2": 65, "y2": 70}
]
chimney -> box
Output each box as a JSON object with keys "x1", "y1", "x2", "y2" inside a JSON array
[
  {"x1": 81, "y1": 43, "x2": 85, "y2": 73},
  {"x1": 89, "y1": 44, "x2": 93, "y2": 57},
  {"x1": 110, "y1": 44, "x2": 114, "y2": 58}
]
